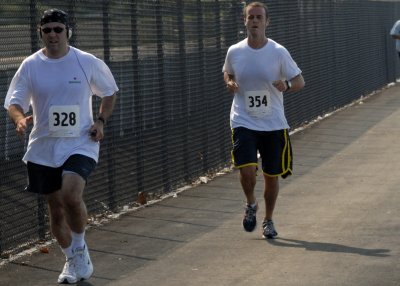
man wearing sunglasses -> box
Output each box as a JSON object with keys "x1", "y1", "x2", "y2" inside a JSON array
[{"x1": 4, "y1": 8, "x2": 118, "y2": 284}]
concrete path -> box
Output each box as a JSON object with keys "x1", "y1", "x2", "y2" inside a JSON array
[{"x1": 1, "y1": 84, "x2": 399, "y2": 286}]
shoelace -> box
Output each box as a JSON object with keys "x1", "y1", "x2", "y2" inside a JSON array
[
  {"x1": 245, "y1": 205, "x2": 257, "y2": 220},
  {"x1": 61, "y1": 257, "x2": 75, "y2": 276},
  {"x1": 74, "y1": 247, "x2": 87, "y2": 268},
  {"x1": 263, "y1": 221, "x2": 276, "y2": 234}
]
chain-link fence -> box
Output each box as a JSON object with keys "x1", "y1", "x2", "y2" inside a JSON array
[{"x1": 1, "y1": 0, "x2": 399, "y2": 257}]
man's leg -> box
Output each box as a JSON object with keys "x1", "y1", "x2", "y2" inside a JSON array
[
  {"x1": 47, "y1": 173, "x2": 92, "y2": 284},
  {"x1": 61, "y1": 173, "x2": 87, "y2": 235},
  {"x1": 262, "y1": 175, "x2": 279, "y2": 238},
  {"x1": 232, "y1": 127, "x2": 259, "y2": 232},
  {"x1": 263, "y1": 175, "x2": 279, "y2": 221},
  {"x1": 46, "y1": 174, "x2": 86, "y2": 248},
  {"x1": 61, "y1": 174, "x2": 93, "y2": 281},
  {"x1": 240, "y1": 165, "x2": 259, "y2": 232},
  {"x1": 240, "y1": 165, "x2": 257, "y2": 205}
]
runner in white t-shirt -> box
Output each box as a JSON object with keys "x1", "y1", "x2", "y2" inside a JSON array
[
  {"x1": 3, "y1": 9, "x2": 118, "y2": 284},
  {"x1": 222, "y1": 2, "x2": 305, "y2": 239}
]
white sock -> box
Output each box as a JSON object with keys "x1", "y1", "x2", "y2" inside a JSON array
[
  {"x1": 71, "y1": 231, "x2": 85, "y2": 250},
  {"x1": 61, "y1": 245, "x2": 74, "y2": 259},
  {"x1": 249, "y1": 202, "x2": 257, "y2": 208}
]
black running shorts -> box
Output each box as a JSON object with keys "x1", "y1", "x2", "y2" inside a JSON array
[
  {"x1": 231, "y1": 127, "x2": 293, "y2": 178},
  {"x1": 26, "y1": 154, "x2": 96, "y2": 194}
]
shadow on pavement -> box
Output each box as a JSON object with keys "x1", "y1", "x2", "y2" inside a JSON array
[{"x1": 265, "y1": 237, "x2": 391, "y2": 257}]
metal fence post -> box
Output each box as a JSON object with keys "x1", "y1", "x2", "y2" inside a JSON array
[
  {"x1": 131, "y1": 1, "x2": 144, "y2": 196},
  {"x1": 102, "y1": 1, "x2": 117, "y2": 211}
]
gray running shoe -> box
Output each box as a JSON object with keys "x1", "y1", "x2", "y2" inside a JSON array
[
  {"x1": 243, "y1": 203, "x2": 258, "y2": 232},
  {"x1": 262, "y1": 219, "x2": 278, "y2": 239}
]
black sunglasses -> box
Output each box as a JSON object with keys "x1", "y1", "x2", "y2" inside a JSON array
[{"x1": 42, "y1": 27, "x2": 64, "y2": 34}]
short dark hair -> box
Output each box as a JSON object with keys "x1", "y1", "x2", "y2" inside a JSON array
[
  {"x1": 40, "y1": 8, "x2": 69, "y2": 27},
  {"x1": 243, "y1": 2, "x2": 269, "y2": 19}
]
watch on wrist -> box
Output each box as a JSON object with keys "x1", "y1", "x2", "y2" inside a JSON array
[{"x1": 285, "y1": 80, "x2": 292, "y2": 91}]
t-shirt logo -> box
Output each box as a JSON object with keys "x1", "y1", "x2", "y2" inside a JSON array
[{"x1": 68, "y1": 76, "x2": 81, "y2": 84}]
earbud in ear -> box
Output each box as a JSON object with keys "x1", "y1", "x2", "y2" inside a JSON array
[{"x1": 68, "y1": 28, "x2": 72, "y2": 39}]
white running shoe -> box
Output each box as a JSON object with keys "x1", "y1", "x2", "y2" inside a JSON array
[
  {"x1": 58, "y1": 257, "x2": 78, "y2": 284},
  {"x1": 74, "y1": 243, "x2": 93, "y2": 281}
]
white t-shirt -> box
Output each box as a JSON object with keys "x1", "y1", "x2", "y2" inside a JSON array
[
  {"x1": 390, "y1": 20, "x2": 400, "y2": 52},
  {"x1": 4, "y1": 46, "x2": 119, "y2": 167},
  {"x1": 223, "y1": 38, "x2": 301, "y2": 131}
]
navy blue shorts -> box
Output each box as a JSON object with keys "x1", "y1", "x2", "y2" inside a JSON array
[
  {"x1": 231, "y1": 127, "x2": 293, "y2": 178},
  {"x1": 26, "y1": 154, "x2": 96, "y2": 194}
]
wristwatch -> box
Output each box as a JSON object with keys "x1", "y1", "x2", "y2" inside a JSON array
[{"x1": 285, "y1": 80, "x2": 292, "y2": 91}]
